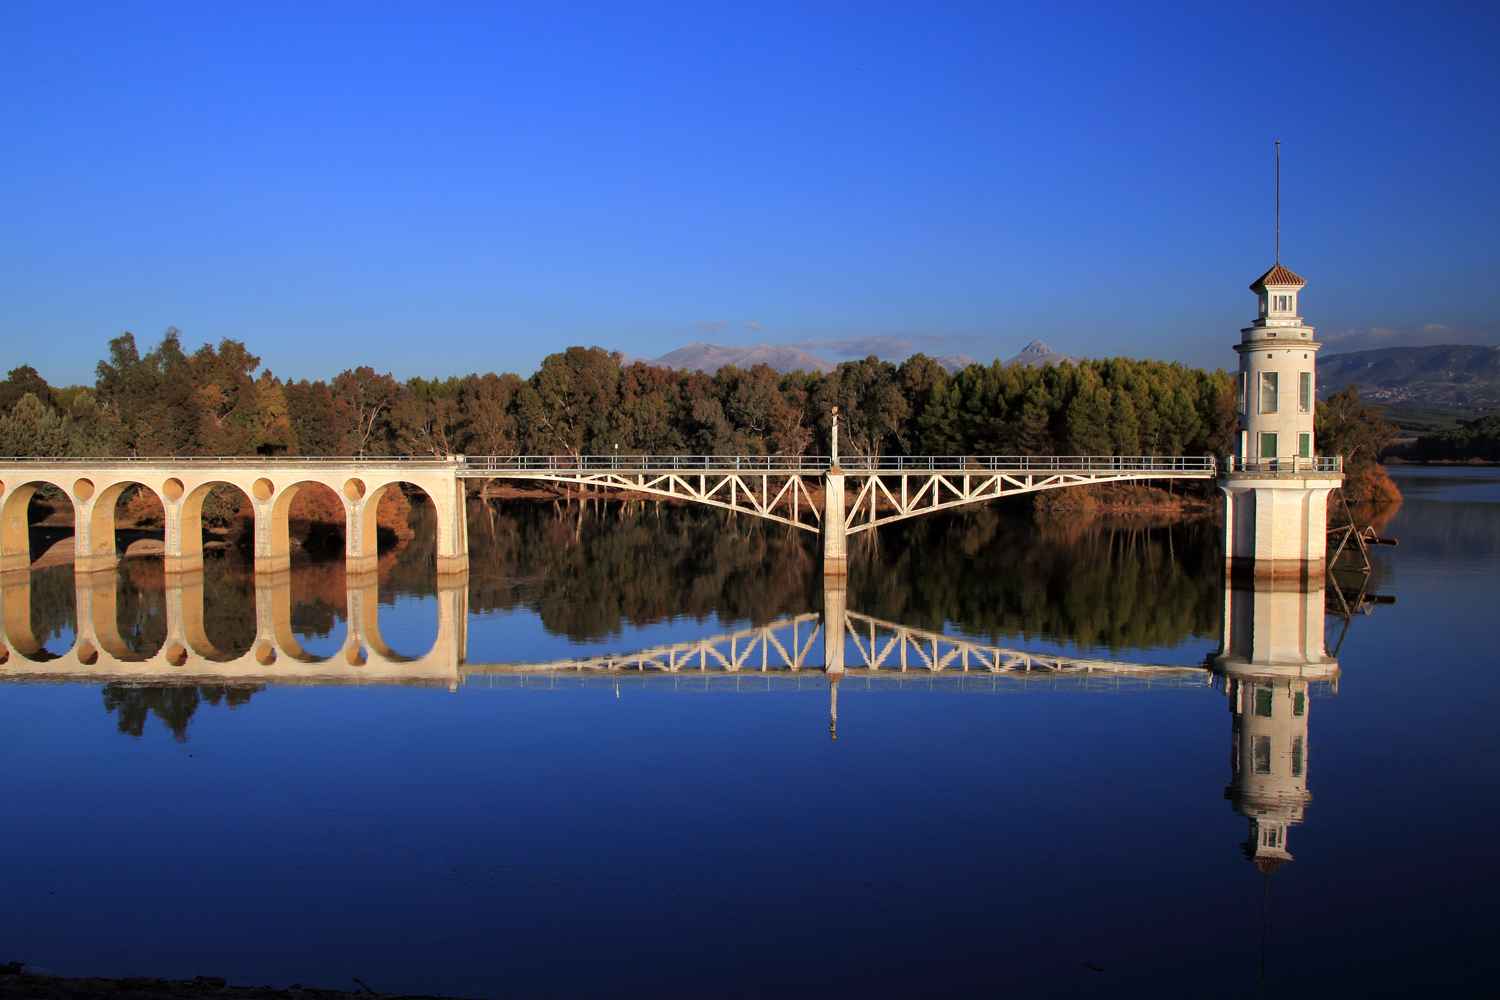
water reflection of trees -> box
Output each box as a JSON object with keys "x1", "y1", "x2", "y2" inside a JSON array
[
  {"x1": 850, "y1": 508, "x2": 1222, "y2": 655},
  {"x1": 461, "y1": 499, "x2": 1220, "y2": 653},
  {"x1": 26, "y1": 564, "x2": 77, "y2": 651},
  {"x1": 102, "y1": 683, "x2": 263, "y2": 742},
  {"x1": 114, "y1": 559, "x2": 167, "y2": 658},
  {"x1": 464, "y1": 500, "x2": 823, "y2": 641}
]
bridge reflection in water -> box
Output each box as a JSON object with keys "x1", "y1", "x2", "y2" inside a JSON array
[{"x1": 0, "y1": 565, "x2": 1350, "y2": 873}]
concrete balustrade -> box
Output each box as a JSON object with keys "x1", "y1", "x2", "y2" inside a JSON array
[{"x1": 0, "y1": 458, "x2": 469, "y2": 577}]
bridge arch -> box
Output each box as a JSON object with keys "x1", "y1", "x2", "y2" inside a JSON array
[
  {"x1": 1, "y1": 477, "x2": 74, "y2": 572},
  {"x1": 85, "y1": 480, "x2": 169, "y2": 571},
  {"x1": 1, "y1": 562, "x2": 466, "y2": 684},
  {"x1": 177, "y1": 481, "x2": 252, "y2": 575}
]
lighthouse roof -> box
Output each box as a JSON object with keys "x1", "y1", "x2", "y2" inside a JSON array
[{"x1": 1250, "y1": 263, "x2": 1307, "y2": 291}]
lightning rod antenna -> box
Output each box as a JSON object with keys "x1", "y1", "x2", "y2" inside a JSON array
[{"x1": 1275, "y1": 141, "x2": 1281, "y2": 264}]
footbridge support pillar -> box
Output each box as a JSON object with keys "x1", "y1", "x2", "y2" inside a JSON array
[
  {"x1": 1219, "y1": 460, "x2": 1343, "y2": 582},
  {"x1": 822, "y1": 469, "x2": 847, "y2": 576}
]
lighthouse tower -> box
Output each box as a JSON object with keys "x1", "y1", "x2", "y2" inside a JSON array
[{"x1": 1218, "y1": 262, "x2": 1343, "y2": 580}]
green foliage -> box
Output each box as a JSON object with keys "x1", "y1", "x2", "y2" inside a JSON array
[
  {"x1": 1379, "y1": 404, "x2": 1500, "y2": 436},
  {"x1": 0, "y1": 393, "x2": 68, "y2": 456},
  {"x1": 18, "y1": 331, "x2": 1247, "y2": 459},
  {"x1": 0, "y1": 365, "x2": 56, "y2": 415},
  {"x1": 462, "y1": 499, "x2": 1220, "y2": 653},
  {"x1": 201, "y1": 484, "x2": 250, "y2": 528},
  {"x1": 1407, "y1": 412, "x2": 1500, "y2": 462},
  {"x1": 1315, "y1": 385, "x2": 1398, "y2": 477}
]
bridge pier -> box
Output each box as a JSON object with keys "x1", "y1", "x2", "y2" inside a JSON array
[
  {"x1": 823, "y1": 470, "x2": 847, "y2": 576},
  {"x1": 1219, "y1": 469, "x2": 1342, "y2": 581},
  {"x1": 822, "y1": 575, "x2": 846, "y2": 674}
]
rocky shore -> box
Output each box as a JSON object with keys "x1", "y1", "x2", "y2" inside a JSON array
[{"x1": 0, "y1": 965, "x2": 475, "y2": 1000}]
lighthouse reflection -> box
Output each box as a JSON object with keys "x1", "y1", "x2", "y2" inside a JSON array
[
  {"x1": 1, "y1": 560, "x2": 1377, "y2": 880},
  {"x1": 1213, "y1": 577, "x2": 1339, "y2": 871}
]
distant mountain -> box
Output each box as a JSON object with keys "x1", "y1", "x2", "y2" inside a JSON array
[
  {"x1": 1317, "y1": 344, "x2": 1500, "y2": 407},
  {"x1": 624, "y1": 339, "x2": 1077, "y2": 376},
  {"x1": 932, "y1": 354, "x2": 976, "y2": 373},
  {"x1": 645, "y1": 343, "x2": 836, "y2": 375},
  {"x1": 1002, "y1": 340, "x2": 1082, "y2": 369}
]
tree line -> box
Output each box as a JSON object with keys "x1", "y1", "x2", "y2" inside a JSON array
[
  {"x1": 1395, "y1": 412, "x2": 1500, "y2": 463},
  {"x1": 1, "y1": 328, "x2": 1247, "y2": 461}
]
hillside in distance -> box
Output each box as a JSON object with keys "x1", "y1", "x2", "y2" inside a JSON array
[
  {"x1": 647, "y1": 343, "x2": 836, "y2": 374},
  {"x1": 630, "y1": 339, "x2": 1079, "y2": 376},
  {"x1": 1317, "y1": 344, "x2": 1500, "y2": 407}
]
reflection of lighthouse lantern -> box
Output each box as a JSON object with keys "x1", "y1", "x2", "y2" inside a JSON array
[
  {"x1": 1213, "y1": 569, "x2": 1338, "y2": 871},
  {"x1": 1226, "y1": 676, "x2": 1312, "y2": 871}
]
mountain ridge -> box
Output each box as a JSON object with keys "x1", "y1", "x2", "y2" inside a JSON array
[
  {"x1": 1317, "y1": 344, "x2": 1500, "y2": 406},
  {"x1": 622, "y1": 339, "x2": 1082, "y2": 375}
]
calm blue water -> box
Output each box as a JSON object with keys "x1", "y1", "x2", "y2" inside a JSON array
[{"x1": 1, "y1": 471, "x2": 1496, "y2": 998}]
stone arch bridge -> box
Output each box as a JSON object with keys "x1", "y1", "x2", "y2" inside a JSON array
[{"x1": 1, "y1": 454, "x2": 1216, "y2": 576}]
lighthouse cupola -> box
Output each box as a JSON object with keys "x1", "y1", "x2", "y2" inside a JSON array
[{"x1": 1249, "y1": 263, "x2": 1308, "y2": 332}]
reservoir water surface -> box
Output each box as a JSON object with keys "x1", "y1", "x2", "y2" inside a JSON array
[{"x1": 2, "y1": 466, "x2": 1496, "y2": 998}]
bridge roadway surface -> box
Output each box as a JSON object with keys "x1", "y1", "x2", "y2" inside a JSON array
[{"x1": 0, "y1": 454, "x2": 1217, "y2": 577}]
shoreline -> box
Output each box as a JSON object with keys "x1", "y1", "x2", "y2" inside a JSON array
[{"x1": 0, "y1": 968, "x2": 470, "y2": 1000}]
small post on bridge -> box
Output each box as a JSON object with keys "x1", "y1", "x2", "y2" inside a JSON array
[{"x1": 823, "y1": 407, "x2": 847, "y2": 576}]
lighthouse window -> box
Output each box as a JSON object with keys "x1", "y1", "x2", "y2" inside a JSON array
[
  {"x1": 1299, "y1": 433, "x2": 1311, "y2": 458},
  {"x1": 1299, "y1": 372, "x2": 1312, "y2": 412},
  {"x1": 1291, "y1": 737, "x2": 1305, "y2": 777},
  {"x1": 1259, "y1": 433, "x2": 1278, "y2": 459},
  {"x1": 1254, "y1": 688, "x2": 1274, "y2": 717},
  {"x1": 1259, "y1": 372, "x2": 1279, "y2": 413},
  {"x1": 1237, "y1": 373, "x2": 1247, "y2": 414},
  {"x1": 1293, "y1": 692, "x2": 1306, "y2": 716},
  {"x1": 1253, "y1": 736, "x2": 1272, "y2": 774}
]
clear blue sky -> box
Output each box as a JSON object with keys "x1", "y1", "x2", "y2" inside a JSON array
[{"x1": 3, "y1": 0, "x2": 1497, "y2": 386}]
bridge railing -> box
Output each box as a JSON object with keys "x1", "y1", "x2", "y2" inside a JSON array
[
  {"x1": 460, "y1": 455, "x2": 1219, "y2": 475},
  {"x1": 832, "y1": 455, "x2": 1219, "y2": 474},
  {"x1": 1223, "y1": 456, "x2": 1342, "y2": 474},
  {"x1": 461, "y1": 455, "x2": 833, "y2": 474},
  {"x1": 0, "y1": 455, "x2": 459, "y2": 465}
]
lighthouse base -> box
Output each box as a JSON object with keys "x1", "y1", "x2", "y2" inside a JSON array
[{"x1": 1219, "y1": 472, "x2": 1343, "y2": 583}]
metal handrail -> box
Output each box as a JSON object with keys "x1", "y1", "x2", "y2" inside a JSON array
[
  {"x1": 458, "y1": 455, "x2": 1218, "y2": 475},
  {"x1": 460, "y1": 455, "x2": 833, "y2": 474},
  {"x1": 0, "y1": 453, "x2": 1230, "y2": 475},
  {"x1": 827, "y1": 455, "x2": 1218, "y2": 474},
  {"x1": 1223, "y1": 456, "x2": 1342, "y2": 474}
]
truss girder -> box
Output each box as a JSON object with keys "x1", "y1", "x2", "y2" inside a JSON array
[
  {"x1": 841, "y1": 612, "x2": 1207, "y2": 679},
  {"x1": 463, "y1": 610, "x2": 1207, "y2": 680},
  {"x1": 467, "y1": 614, "x2": 825, "y2": 675},
  {"x1": 843, "y1": 469, "x2": 1213, "y2": 535},
  {"x1": 504, "y1": 471, "x2": 823, "y2": 533}
]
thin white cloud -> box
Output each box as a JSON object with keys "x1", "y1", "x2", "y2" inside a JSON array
[
  {"x1": 1321, "y1": 323, "x2": 1498, "y2": 353},
  {"x1": 745, "y1": 321, "x2": 762, "y2": 330},
  {"x1": 784, "y1": 330, "x2": 974, "y2": 360}
]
